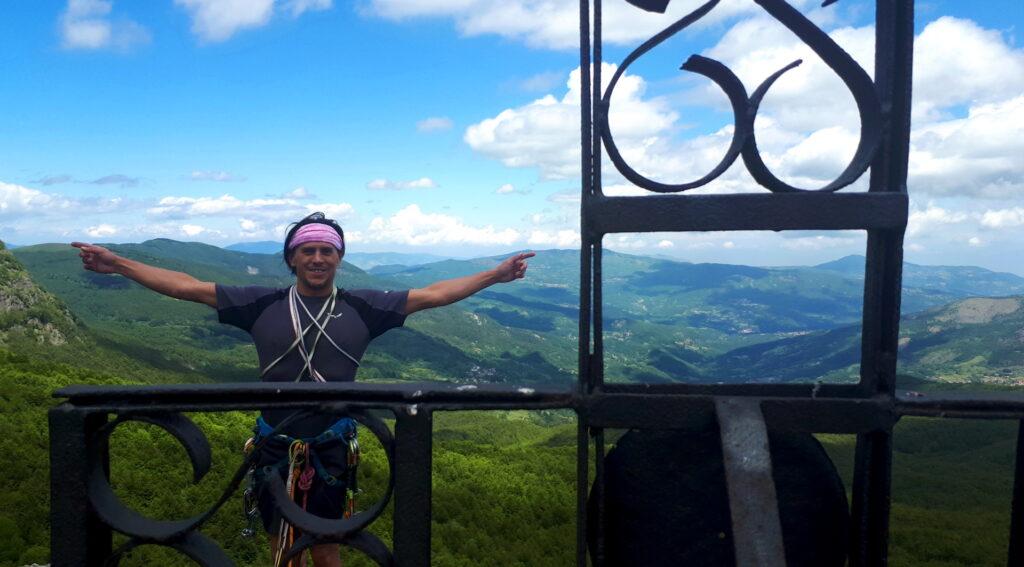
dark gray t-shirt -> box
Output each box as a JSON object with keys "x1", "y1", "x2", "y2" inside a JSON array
[{"x1": 216, "y1": 285, "x2": 408, "y2": 433}]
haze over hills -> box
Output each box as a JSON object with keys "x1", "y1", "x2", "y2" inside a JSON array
[
  {"x1": 709, "y1": 295, "x2": 1024, "y2": 385},
  {"x1": 9, "y1": 239, "x2": 1024, "y2": 386},
  {"x1": 224, "y1": 240, "x2": 453, "y2": 269},
  {"x1": 816, "y1": 255, "x2": 1024, "y2": 297}
]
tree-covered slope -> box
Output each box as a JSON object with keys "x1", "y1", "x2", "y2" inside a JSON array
[
  {"x1": 708, "y1": 295, "x2": 1024, "y2": 385},
  {"x1": 14, "y1": 240, "x2": 1023, "y2": 386},
  {"x1": 13, "y1": 242, "x2": 574, "y2": 384}
]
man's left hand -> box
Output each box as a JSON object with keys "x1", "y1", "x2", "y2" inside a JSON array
[{"x1": 494, "y1": 251, "x2": 535, "y2": 283}]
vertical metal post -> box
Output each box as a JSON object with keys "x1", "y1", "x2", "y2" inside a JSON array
[
  {"x1": 850, "y1": 2, "x2": 913, "y2": 561},
  {"x1": 576, "y1": 0, "x2": 593, "y2": 563},
  {"x1": 861, "y1": 0, "x2": 913, "y2": 397},
  {"x1": 1008, "y1": 420, "x2": 1024, "y2": 565},
  {"x1": 849, "y1": 430, "x2": 893, "y2": 567},
  {"x1": 592, "y1": 429, "x2": 606, "y2": 566},
  {"x1": 576, "y1": 420, "x2": 590, "y2": 567},
  {"x1": 393, "y1": 409, "x2": 433, "y2": 567},
  {"x1": 49, "y1": 404, "x2": 110, "y2": 567}
]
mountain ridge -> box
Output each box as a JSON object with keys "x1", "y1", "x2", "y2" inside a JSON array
[{"x1": 10, "y1": 239, "x2": 1024, "y2": 386}]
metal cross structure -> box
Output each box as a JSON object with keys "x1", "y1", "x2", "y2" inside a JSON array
[{"x1": 48, "y1": 0, "x2": 1024, "y2": 565}]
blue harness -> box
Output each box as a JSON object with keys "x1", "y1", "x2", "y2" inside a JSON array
[
  {"x1": 255, "y1": 415, "x2": 357, "y2": 445},
  {"x1": 253, "y1": 416, "x2": 358, "y2": 486}
]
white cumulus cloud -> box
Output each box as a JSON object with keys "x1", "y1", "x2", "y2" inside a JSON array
[
  {"x1": 282, "y1": 0, "x2": 332, "y2": 17},
  {"x1": 366, "y1": 177, "x2": 438, "y2": 190},
  {"x1": 416, "y1": 117, "x2": 454, "y2": 132},
  {"x1": 367, "y1": 0, "x2": 770, "y2": 50},
  {"x1": 365, "y1": 204, "x2": 520, "y2": 246},
  {"x1": 980, "y1": 208, "x2": 1024, "y2": 229},
  {"x1": 0, "y1": 182, "x2": 76, "y2": 218},
  {"x1": 465, "y1": 63, "x2": 677, "y2": 180},
  {"x1": 174, "y1": 0, "x2": 274, "y2": 42},
  {"x1": 907, "y1": 204, "x2": 969, "y2": 237},
  {"x1": 85, "y1": 224, "x2": 118, "y2": 238},
  {"x1": 60, "y1": 0, "x2": 151, "y2": 51},
  {"x1": 181, "y1": 224, "x2": 207, "y2": 237},
  {"x1": 174, "y1": 0, "x2": 333, "y2": 42},
  {"x1": 527, "y1": 229, "x2": 580, "y2": 247},
  {"x1": 309, "y1": 203, "x2": 355, "y2": 220},
  {"x1": 190, "y1": 170, "x2": 244, "y2": 182}
]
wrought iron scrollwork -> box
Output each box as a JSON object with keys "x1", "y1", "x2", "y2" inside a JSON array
[
  {"x1": 601, "y1": 0, "x2": 882, "y2": 193},
  {"x1": 86, "y1": 408, "x2": 396, "y2": 566}
]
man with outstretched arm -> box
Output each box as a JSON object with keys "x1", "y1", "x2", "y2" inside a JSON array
[{"x1": 72, "y1": 212, "x2": 534, "y2": 567}]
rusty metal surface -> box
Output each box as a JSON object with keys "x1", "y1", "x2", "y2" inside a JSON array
[{"x1": 716, "y1": 398, "x2": 787, "y2": 566}]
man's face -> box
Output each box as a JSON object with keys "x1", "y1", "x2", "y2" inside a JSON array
[{"x1": 289, "y1": 241, "x2": 341, "y2": 294}]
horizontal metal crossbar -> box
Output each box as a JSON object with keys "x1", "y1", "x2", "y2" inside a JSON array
[
  {"x1": 56, "y1": 383, "x2": 1024, "y2": 423},
  {"x1": 586, "y1": 192, "x2": 908, "y2": 234},
  {"x1": 53, "y1": 382, "x2": 575, "y2": 410},
  {"x1": 580, "y1": 393, "x2": 895, "y2": 433},
  {"x1": 896, "y1": 390, "x2": 1024, "y2": 419}
]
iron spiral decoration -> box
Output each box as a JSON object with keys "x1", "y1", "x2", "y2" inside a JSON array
[
  {"x1": 87, "y1": 408, "x2": 397, "y2": 566},
  {"x1": 601, "y1": 0, "x2": 883, "y2": 193}
]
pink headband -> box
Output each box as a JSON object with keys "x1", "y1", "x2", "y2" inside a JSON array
[{"x1": 288, "y1": 223, "x2": 344, "y2": 252}]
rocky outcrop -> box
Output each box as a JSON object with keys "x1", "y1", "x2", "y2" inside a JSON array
[{"x1": 0, "y1": 241, "x2": 78, "y2": 345}]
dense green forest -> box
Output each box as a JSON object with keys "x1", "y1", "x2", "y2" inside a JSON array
[
  {"x1": 2, "y1": 350, "x2": 1019, "y2": 566},
  {"x1": 1, "y1": 241, "x2": 1022, "y2": 565}
]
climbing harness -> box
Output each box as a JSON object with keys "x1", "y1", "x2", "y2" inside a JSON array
[{"x1": 241, "y1": 415, "x2": 361, "y2": 567}]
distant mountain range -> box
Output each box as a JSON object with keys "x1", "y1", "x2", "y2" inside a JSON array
[
  {"x1": 224, "y1": 240, "x2": 453, "y2": 269},
  {"x1": 816, "y1": 255, "x2": 1024, "y2": 297},
  {"x1": 7, "y1": 239, "x2": 1024, "y2": 386}
]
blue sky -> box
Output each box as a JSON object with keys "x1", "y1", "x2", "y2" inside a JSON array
[{"x1": 1, "y1": 0, "x2": 1022, "y2": 274}]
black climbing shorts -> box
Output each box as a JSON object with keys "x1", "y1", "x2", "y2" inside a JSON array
[{"x1": 253, "y1": 436, "x2": 350, "y2": 533}]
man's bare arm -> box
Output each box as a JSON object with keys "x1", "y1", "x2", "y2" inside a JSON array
[
  {"x1": 71, "y1": 242, "x2": 217, "y2": 308},
  {"x1": 405, "y1": 252, "x2": 534, "y2": 315}
]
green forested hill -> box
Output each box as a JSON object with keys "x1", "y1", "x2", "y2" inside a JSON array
[
  {"x1": 2, "y1": 356, "x2": 1018, "y2": 567},
  {"x1": 709, "y1": 295, "x2": 1024, "y2": 385},
  {"x1": 13, "y1": 242, "x2": 574, "y2": 385},
  {"x1": 15, "y1": 241, "x2": 1024, "y2": 386}
]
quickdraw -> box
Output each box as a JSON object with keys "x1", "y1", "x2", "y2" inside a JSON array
[{"x1": 274, "y1": 440, "x2": 309, "y2": 567}]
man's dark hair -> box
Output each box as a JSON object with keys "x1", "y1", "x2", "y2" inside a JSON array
[{"x1": 283, "y1": 212, "x2": 345, "y2": 274}]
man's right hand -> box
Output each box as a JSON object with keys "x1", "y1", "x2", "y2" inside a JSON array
[{"x1": 71, "y1": 242, "x2": 121, "y2": 275}]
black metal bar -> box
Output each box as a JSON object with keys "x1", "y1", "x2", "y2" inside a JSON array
[
  {"x1": 576, "y1": 420, "x2": 590, "y2": 567},
  {"x1": 593, "y1": 242, "x2": 604, "y2": 391},
  {"x1": 859, "y1": 0, "x2": 912, "y2": 397},
  {"x1": 49, "y1": 405, "x2": 110, "y2": 566},
  {"x1": 584, "y1": 394, "x2": 894, "y2": 433},
  {"x1": 393, "y1": 408, "x2": 433, "y2": 567},
  {"x1": 592, "y1": 0, "x2": 601, "y2": 200},
  {"x1": 601, "y1": 381, "x2": 863, "y2": 399},
  {"x1": 870, "y1": 0, "x2": 915, "y2": 196},
  {"x1": 577, "y1": 1, "x2": 594, "y2": 563},
  {"x1": 1009, "y1": 420, "x2": 1024, "y2": 566},
  {"x1": 593, "y1": 428, "x2": 606, "y2": 566},
  {"x1": 897, "y1": 391, "x2": 1024, "y2": 419},
  {"x1": 849, "y1": 431, "x2": 893, "y2": 567},
  {"x1": 588, "y1": 193, "x2": 908, "y2": 234},
  {"x1": 54, "y1": 381, "x2": 575, "y2": 406},
  {"x1": 857, "y1": 235, "x2": 905, "y2": 398},
  {"x1": 716, "y1": 398, "x2": 787, "y2": 566}
]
